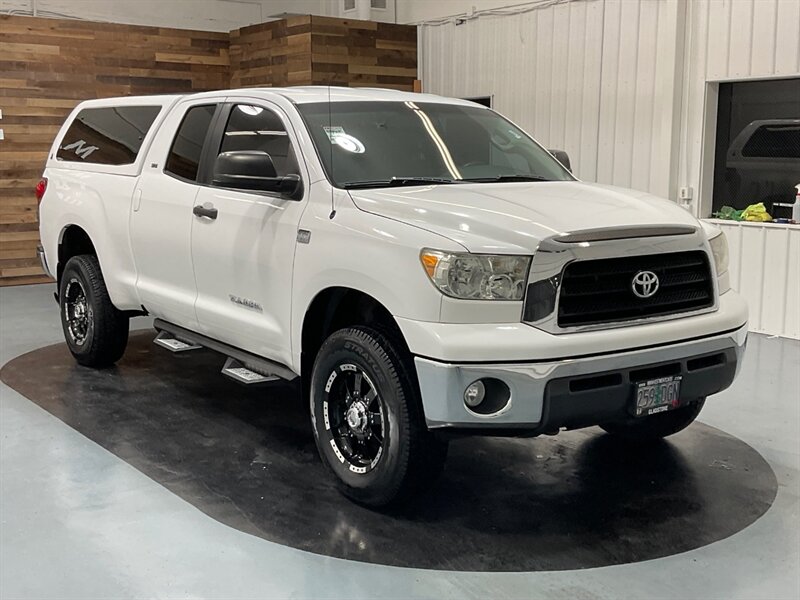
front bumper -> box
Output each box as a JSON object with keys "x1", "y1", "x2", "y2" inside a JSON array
[{"x1": 415, "y1": 323, "x2": 747, "y2": 432}]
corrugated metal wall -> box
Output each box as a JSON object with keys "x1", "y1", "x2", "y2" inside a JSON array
[
  {"x1": 419, "y1": 0, "x2": 800, "y2": 339},
  {"x1": 715, "y1": 221, "x2": 800, "y2": 339},
  {"x1": 419, "y1": 0, "x2": 684, "y2": 198}
]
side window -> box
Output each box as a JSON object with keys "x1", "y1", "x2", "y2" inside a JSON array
[
  {"x1": 742, "y1": 124, "x2": 800, "y2": 158},
  {"x1": 57, "y1": 106, "x2": 161, "y2": 165},
  {"x1": 165, "y1": 104, "x2": 217, "y2": 181},
  {"x1": 218, "y1": 104, "x2": 299, "y2": 177}
]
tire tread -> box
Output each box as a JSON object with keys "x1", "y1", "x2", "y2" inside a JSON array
[{"x1": 60, "y1": 255, "x2": 129, "y2": 368}]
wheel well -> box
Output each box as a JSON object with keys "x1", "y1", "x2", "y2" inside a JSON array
[
  {"x1": 301, "y1": 288, "x2": 407, "y2": 383},
  {"x1": 57, "y1": 226, "x2": 96, "y2": 284}
]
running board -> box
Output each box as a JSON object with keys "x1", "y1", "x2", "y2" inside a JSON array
[{"x1": 153, "y1": 319, "x2": 298, "y2": 382}]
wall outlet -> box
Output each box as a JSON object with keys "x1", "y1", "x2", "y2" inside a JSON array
[{"x1": 679, "y1": 186, "x2": 693, "y2": 200}]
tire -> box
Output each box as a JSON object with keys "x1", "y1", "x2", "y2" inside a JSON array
[
  {"x1": 59, "y1": 255, "x2": 129, "y2": 368},
  {"x1": 600, "y1": 398, "x2": 706, "y2": 442},
  {"x1": 309, "y1": 326, "x2": 448, "y2": 507}
]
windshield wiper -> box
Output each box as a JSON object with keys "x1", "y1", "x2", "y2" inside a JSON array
[
  {"x1": 342, "y1": 177, "x2": 462, "y2": 189},
  {"x1": 462, "y1": 174, "x2": 553, "y2": 183}
]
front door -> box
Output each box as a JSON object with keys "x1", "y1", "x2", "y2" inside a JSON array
[{"x1": 190, "y1": 101, "x2": 308, "y2": 367}]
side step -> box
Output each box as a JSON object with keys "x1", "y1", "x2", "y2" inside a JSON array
[
  {"x1": 221, "y1": 357, "x2": 280, "y2": 385},
  {"x1": 154, "y1": 330, "x2": 202, "y2": 352},
  {"x1": 153, "y1": 318, "x2": 298, "y2": 383}
]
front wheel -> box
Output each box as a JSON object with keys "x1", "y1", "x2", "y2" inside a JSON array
[
  {"x1": 59, "y1": 255, "x2": 129, "y2": 368},
  {"x1": 600, "y1": 398, "x2": 706, "y2": 442},
  {"x1": 309, "y1": 326, "x2": 447, "y2": 507}
]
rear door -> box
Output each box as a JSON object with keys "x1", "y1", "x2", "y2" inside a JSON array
[
  {"x1": 131, "y1": 100, "x2": 222, "y2": 329},
  {"x1": 190, "y1": 101, "x2": 308, "y2": 366}
]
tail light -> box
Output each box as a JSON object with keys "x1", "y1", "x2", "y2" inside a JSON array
[{"x1": 35, "y1": 178, "x2": 48, "y2": 204}]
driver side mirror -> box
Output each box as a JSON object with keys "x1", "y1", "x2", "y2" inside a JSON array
[
  {"x1": 548, "y1": 149, "x2": 571, "y2": 172},
  {"x1": 212, "y1": 150, "x2": 303, "y2": 200}
]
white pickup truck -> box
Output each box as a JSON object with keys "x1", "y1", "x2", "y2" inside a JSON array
[{"x1": 37, "y1": 87, "x2": 748, "y2": 506}]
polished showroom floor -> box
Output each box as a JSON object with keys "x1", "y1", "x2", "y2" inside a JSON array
[{"x1": 1, "y1": 284, "x2": 798, "y2": 599}]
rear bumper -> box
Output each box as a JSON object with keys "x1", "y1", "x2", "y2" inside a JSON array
[
  {"x1": 36, "y1": 244, "x2": 53, "y2": 279},
  {"x1": 414, "y1": 323, "x2": 747, "y2": 432}
]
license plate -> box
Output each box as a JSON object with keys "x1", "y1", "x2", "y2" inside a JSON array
[{"x1": 633, "y1": 375, "x2": 682, "y2": 417}]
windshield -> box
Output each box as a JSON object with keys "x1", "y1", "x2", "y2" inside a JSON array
[{"x1": 296, "y1": 101, "x2": 574, "y2": 188}]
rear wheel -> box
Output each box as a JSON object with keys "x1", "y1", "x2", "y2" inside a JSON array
[
  {"x1": 59, "y1": 255, "x2": 129, "y2": 368},
  {"x1": 310, "y1": 326, "x2": 447, "y2": 507},
  {"x1": 600, "y1": 398, "x2": 706, "y2": 442}
]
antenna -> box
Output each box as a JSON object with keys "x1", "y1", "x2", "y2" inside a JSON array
[{"x1": 328, "y1": 83, "x2": 336, "y2": 219}]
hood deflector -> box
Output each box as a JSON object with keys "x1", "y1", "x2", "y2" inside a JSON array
[{"x1": 553, "y1": 226, "x2": 696, "y2": 244}]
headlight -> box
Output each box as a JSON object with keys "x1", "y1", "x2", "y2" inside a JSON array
[
  {"x1": 709, "y1": 231, "x2": 729, "y2": 276},
  {"x1": 420, "y1": 249, "x2": 531, "y2": 300},
  {"x1": 709, "y1": 231, "x2": 730, "y2": 294}
]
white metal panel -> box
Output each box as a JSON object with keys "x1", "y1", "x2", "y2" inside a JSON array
[
  {"x1": 775, "y1": 0, "x2": 800, "y2": 75},
  {"x1": 786, "y1": 230, "x2": 800, "y2": 339},
  {"x1": 595, "y1": 0, "x2": 621, "y2": 188},
  {"x1": 750, "y1": 0, "x2": 778, "y2": 75},
  {"x1": 710, "y1": 221, "x2": 800, "y2": 340},
  {"x1": 728, "y1": 0, "x2": 754, "y2": 77}
]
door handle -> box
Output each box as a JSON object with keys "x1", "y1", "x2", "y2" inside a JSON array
[{"x1": 193, "y1": 204, "x2": 218, "y2": 220}]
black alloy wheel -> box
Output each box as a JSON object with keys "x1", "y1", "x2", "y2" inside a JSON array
[{"x1": 324, "y1": 363, "x2": 386, "y2": 474}]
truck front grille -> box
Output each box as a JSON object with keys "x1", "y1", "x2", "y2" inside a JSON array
[{"x1": 556, "y1": 250, "x2": 714, "y2": 327}]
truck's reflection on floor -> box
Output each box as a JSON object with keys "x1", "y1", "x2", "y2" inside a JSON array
[{"x1": 0, "y1": 331, "x2": 777, "y2": 572}]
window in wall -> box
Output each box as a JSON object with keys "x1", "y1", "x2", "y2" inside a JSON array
[
  {"x1": 343, "y1": 0, "x2": 355, "y2": 11},
  {"x1": 712, "y1": 77, "x2": 800, "y2": 217},
  {"x1": 57, "y1": 106, "x2": 161, "y2": 165},
  {"x1": 463, "y1": 96, "x2": 492, "y2": 108},
  {"x1": 165, "y1": 105, "x2": 217, "y2": 182},
  {"x1": 217, "y1": 104, "x2": 299, "y2": 178},
  {"x1": 371, "y1": 0, "x2": 387, "y2": 9}
]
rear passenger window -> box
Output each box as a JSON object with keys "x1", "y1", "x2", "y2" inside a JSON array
[
  {"x1": 165, "y1": 105, "x2": 217, "y2": 181},
  {"x1": 218, "y1": 104, "x2": 299, "y2": 177},
  {"x1": 57, "y1": 106, "x2": 161, "y2": 165}
]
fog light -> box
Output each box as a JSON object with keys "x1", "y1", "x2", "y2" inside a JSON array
[{"x1": 464, "y1": 380, "x2": 486, "y2": 408}]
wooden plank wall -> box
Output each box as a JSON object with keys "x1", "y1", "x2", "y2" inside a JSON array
[
  {"x1": 310, "y1": 16, "x2": 417, "y2": 90},
  {"x1": 230, "y1": 16, "x2": 313, "y2": 88},
  {"x1": 0, "y1": 15, "x2": 230, "y2": 286},
  {"x1": 0, "y1": 13, "x2": 416, "y2": 286},
  {"x1": 229, "y1": 15, "x2": 417, "y2": 91}
]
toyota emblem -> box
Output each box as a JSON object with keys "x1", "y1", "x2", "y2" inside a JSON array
[{"x1": 631, "y1": 270, "x2": 659, "y2": 298}]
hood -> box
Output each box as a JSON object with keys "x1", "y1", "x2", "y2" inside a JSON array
[{"x1": 348, "y1": 181, "x2": 701, "y2": 253}]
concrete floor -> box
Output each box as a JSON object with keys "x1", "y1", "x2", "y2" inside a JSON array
[{"x1": 1, "y1": 284, "x2": 798, "y2": 599}]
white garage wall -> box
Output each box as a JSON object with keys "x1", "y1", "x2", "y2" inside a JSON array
[
  {"x1": 0, "y1": 0, "x2": 338, "y2": 31},
  {"x1": 419, "y1": 0, "x2": 686, "y2": 198},
  {"x1": 396, "y1": 0, "x2": 543, "y2": 23}
]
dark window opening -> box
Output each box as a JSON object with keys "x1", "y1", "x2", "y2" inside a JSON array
[
  {"x1": 165, "y1": 105, "x2": 217, "y2": 182},
  {"x1": 463, "y1": 96, "x2": 493, "y2": 108},
  {"x1": 712, "y1": 78, "x2": 800, "y2": 217},
  {"x1": 57, "y1": 106, "x2": 161, "y2": 165}
]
